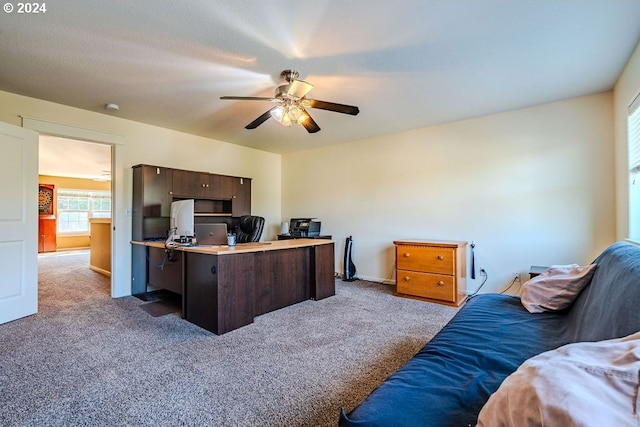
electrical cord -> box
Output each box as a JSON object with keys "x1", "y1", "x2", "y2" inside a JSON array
[
  {"x1": 164, "y1": 227, "x2": 179, "y2": 249},
  {"x1": 145, "y1": 227, "x2": 190, "y2": 270},
  {"x1": 164, "y1": 227, "x2": 194, "y2": 249},
  {"x1": 145, "y1": 249, "x2": 168, "y2": 270},
  {"x1": 500, "y1": 276, "x2": 521, "y2": 295},
  {"x1": 467, "y1": 269, "x2": 488, "y2": 298}
]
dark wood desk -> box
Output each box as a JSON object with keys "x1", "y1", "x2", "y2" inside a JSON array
[
  {"x1": 131, "y1": 239, "x2": 335, "y2": 334},
  {"x1": 277, "y1": 234, "x2": 332, "y2": 240}
]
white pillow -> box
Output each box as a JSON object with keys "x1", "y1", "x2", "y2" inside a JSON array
[
  {"x1": 520, "y1": 263, "x2": 597, "y2": 313},
  {"x1": 476, "y1": 331, "x2": 640, "y2": 427}
]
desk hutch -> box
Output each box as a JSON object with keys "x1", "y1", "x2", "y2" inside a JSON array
[{"x1": 131, "y1": 164, "x2": 251, "y2": 296}]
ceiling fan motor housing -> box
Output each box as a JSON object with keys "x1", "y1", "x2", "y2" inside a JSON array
[
  {"x1": 280, "y1": 69, "x2": 299, "y2": 83},
  {"x1": 274, "y1": 84, "x2": 291, "y2": 99}
]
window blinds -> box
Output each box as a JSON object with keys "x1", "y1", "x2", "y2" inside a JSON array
[{"x1": 629, "y1": 92, "x2": 640, "y2": 174}]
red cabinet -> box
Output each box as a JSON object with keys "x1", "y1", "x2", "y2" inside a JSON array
[{"x1": 38, "y1": 215, "x2": 56, "y2": 253}]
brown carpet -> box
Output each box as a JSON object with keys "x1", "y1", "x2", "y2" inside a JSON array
[{"x1": 0, "y1": 250, "x2": 458, "y2": 427}]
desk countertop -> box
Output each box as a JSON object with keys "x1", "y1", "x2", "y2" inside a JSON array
[
  {"x1": 131, "y1": 238, "x2": 334, "y2": 255},
  {"x1": 89, "y1": 218, "x2": 111, "y2": 224}
]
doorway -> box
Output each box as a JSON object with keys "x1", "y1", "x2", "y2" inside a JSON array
[
  {"x1": 38, "y1": 136, "x2": 113, "y2": 295},
  {"x1": 22, "y1": 117, "x2": 126, "y2": 298}
]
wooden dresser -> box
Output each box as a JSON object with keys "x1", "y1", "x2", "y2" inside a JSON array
[{"x1": 394, "y1": 239, "x2": 467, "y2": 307}]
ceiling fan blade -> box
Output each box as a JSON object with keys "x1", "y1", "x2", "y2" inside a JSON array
[
  {"x1": 300, "y1": 111, "x2": 321, "y2": 133},
  {"x1": 305, "y1": 99, "x2": 360, "y2": 115},
  {"x1": 287, "y1": 80, "x2": 313, "y2": 98},
  {"x1": 221, "y1": 96, "x2": 278, "y2": 102},
  {"x1": 245, "y1": 108, "x2": 276, "y2": 129}
]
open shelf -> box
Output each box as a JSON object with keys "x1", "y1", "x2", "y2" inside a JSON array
[
  {"x1": 194, "y1": 213, "x2": 232, "y2": 217},
  {"x1": 192, "y1": 198, "x2": 232, "y2": 216}
]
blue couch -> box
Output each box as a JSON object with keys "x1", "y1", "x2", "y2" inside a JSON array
[{"x1": 339, "y1": 241, "x2": 640, "y2": 427}]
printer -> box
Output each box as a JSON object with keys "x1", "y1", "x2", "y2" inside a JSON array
[{"x1": 289, "y1": 218, "x2": 321, "y2": 237}]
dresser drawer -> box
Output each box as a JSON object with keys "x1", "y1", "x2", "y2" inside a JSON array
[
  {"x1": 396, "y1": 270, "x2": 455, "y2": 302},
  {"x1": 396, "y1": 245, "x2": 455, "y2": 275}
]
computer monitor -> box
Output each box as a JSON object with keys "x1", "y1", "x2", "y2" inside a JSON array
[{"x1": 170, "y1": 199, "x2": 194, "y2": 239}]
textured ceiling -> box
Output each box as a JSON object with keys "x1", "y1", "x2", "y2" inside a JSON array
[
  {"x1": 2, "y1": 0, "x2": 640, "y2": 154},
  {"x1": 39, "y1": 136, "x2": 111, "y2": 181}
]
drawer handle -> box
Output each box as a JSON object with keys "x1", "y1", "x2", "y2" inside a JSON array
[
  {"x1": 404, "y1": 253, "x2": 410, "y2": 258},
  {"x1": 404, "y1": 276, "x2": 410, "y2": 282},
  {"x1": 437, "y1": 255, "x2": 444, "y2": 260},
  {"x1": 437, "y1": 280, "x2": 445, "y2": 286}
]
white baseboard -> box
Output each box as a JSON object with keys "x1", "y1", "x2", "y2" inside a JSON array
[
  {"x1": 335, "y1": 272, "x2": 395, "y2": 285},
  {"x1": 350, "y1": 274, "x2": 395, "y2": 285}
]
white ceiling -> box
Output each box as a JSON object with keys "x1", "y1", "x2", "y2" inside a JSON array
[
  {"x1": 2, "y1": 0, "x2": 640, "y2": 155},
  {"x1": 39, "y1": 136, "x2": 111, "y2": 181}
]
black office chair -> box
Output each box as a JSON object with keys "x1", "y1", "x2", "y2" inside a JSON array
[{"x1": 235, "y1": 215, "x2": 265, "y2": 243}]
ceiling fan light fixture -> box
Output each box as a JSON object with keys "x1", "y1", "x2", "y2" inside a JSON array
[
  {"x1": 222, "y1": 68, "x2": 359, "y2": 133},
  {"x1": 287, "y1": 79, "x2": 313, "y2": 99},
  {"x1": 297, "y1": 111, "x2": 309, "y2": 124},
  {"x1": 270, "y1": 105, "x2": 292, "y2": 126},
  {"x1": 270, "y1": 105, "x2": 284, "y2": 121},
  {"x1": 280, "y1": 113, "x2": 292, "y2": 126},
  {"x1": 287, "y1": 105, "x2": 303, "y2": 122}
]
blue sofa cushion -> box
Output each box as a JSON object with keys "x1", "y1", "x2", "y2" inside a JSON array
[
  {"x1": 340, "y1": 242, "x2": 640, "y2": 427},
  {"x1": 340, "y1": 294, "x2": 572, "y2": 427}
]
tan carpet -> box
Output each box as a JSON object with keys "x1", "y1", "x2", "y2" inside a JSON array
[{"x1": 0, "y1": 250, "x2": 458, "y2": 427}]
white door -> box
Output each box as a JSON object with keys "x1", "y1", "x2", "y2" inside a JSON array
[{"x1": 0, "y1": 121, "x2": 38, "y2": 324}]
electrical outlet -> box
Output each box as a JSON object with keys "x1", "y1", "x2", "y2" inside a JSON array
[
  {"x1": 480, "y1": 268, "x2": 487, "y2": 275},
  {"x1": 513, "y1": 272, "x2": 520, "y2": 282}
]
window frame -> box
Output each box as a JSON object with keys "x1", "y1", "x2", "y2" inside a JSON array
[
  {"x1": 628, "y1": 91, "x2": 640, "y2": 242},
  {"x1": 56, "y1": 188, "x2": 112, "y2": 235}
]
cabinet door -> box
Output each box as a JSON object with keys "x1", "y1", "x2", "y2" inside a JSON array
[
  {"x1": 142, "y1": 166, "x2": 173, "y2": 217},
  {"x1": 133, "y1": 165, "x2": 173, "y2": 241},
  {"x1": 185, "y1": 251, "x2": 255, "y2": 334},
  {"x1": 209, "y1": 174, "x2": 235, "y2": 199},
  {"x1": 232, "y1": 178, "x2": 251, "y2": 217},
  {"x1": 38, "y1": 216, "x2": 56, "y2": 253},
  {"x1": 172, "y1": 169, "x2": 208, "y2": 198}
]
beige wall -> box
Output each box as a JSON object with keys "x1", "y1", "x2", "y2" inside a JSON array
[
  {"x1": 38, "y1": 175, "x2": 111, "y2": 249},
  {"x1": 614, "y1": 39, "x2": 640, "y2": 241},
  {"x1": 0, "y1": 90, "x2": 281, "y2": 297},
  {"x1": 282, "y1": 93, "x2": 616, "y2": 293},
  {"x1": 0, "y1": 78, "x2": 624, "y2": 296}
]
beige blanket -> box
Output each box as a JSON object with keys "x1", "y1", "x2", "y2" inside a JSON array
[{"x1": 477, "y1": 331, "x2": 640, "y2": 427}]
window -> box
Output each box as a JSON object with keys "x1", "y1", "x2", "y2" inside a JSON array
[
  {"x1": 57, "y1": 189, "x2": 111, "y2": 234},
  {"x1": 628, "y1": 92, "x2": 640, "y2": 241}
]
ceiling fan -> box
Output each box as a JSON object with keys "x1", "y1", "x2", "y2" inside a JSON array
[{"x1": 220, "y1": 69, "x2": 359, "y2": 133}]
